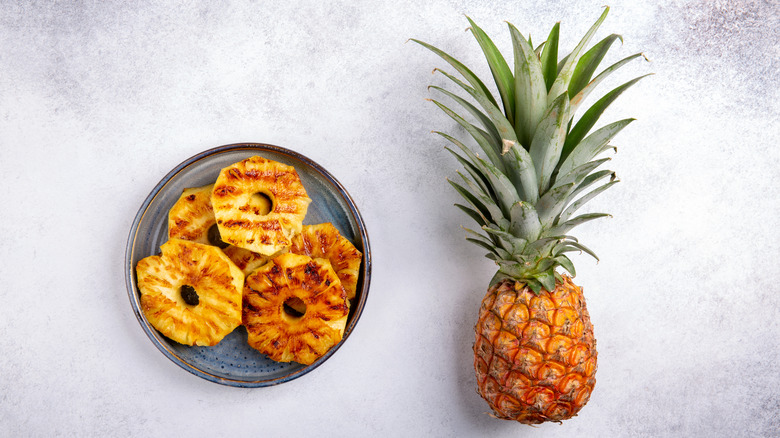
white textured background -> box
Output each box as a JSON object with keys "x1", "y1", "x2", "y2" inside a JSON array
[{"x1": 1, "y1": 1, "x2": 778, "y2": 436}]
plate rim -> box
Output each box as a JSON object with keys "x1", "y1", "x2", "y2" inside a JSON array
[{"x1": 125, "y1": 142, "x2": 372, "y2": 388}]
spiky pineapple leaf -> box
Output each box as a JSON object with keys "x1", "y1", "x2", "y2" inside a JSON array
[
  {"x1": 507, "y1": 23, "x2": 547, "y2": 148},
  {"x1": 554, "y1": 254, "x2": 576, "y2": 276},
  {"x1": 559, "y1": 180, "x2": 619, "y2": 223},
  {"x1": 466, "y1": 16, "x2": 516, "y2": 124},
  {"x1": 430, "y1": 99, "x2": 505, "y2": 172},
  {"x1": 410, "y1": 39, "x2": 499, "y2": 108},
  {"x1": 569, "y1": 169, "x2": 616, "y2": 200},
  {"x1": 548, "y1": 7, "x2": 610, "y2": 104},
  {"x1": 529, "y1": 92, "x2": 570, "y2": 192},
  {"x1": 443, "y1": 135, "x2": 522, "y2": 217},
  {"x1": 547, "y1": 212, "x2": 612, "y2": 236},
  {"x1": 524, "y1": 277, "x2": 544, "y2": 294},
  {"x1": 565, "y1": 74, "x2": 650, "y2": 154},
  {"x1": 537, "y1": 182, "x2": 575, "y2": 225},
  {"x1": 553, "y1": 240, "x2": 600, "y2": 261},
  {"x1": 434, "y1": 69, "x2": 519, "y2": 144},
  {"x1": 557, "y1": 118, "x2": 633, "y2": 177},
  {"x1": 534, "y1": 270, "x2": 557, "y2": 292},
  {"x1": 501, "y1": 144, "x2": 539, "y2": 204},
  {"x1": 508, "y1": 201, "x2": 541, "y2": 242},
  {"x1": 430, "y1": 86, "x2": 502, "y2": 148},
  {"x1": 570, "y1": 52, "x2": 646, "y2": 117},
  {"x1": 445, "y1": 147, "x2": 492, "y2": 197},
  {"x1": 454, "y1": 203, "x2": 488, "y2": 227},
  {"x1": 448, "y1": 179, "x2": 493, "y2": 223},
  {"x1": 554, "y1": 157, "x2": 611, "y2": 190},
  {"x1": 540, "y1": 22, "x2": 560, "y2": 91},
  {"x1": 482, "y1": 226, "x2": 528, "y2": 254},
  {"x1": 569, "y1": 33, "x2": 623, "y2": 97}
]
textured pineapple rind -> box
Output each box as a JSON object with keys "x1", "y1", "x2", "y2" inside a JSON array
[
  {"x1": 289, "y1": 222, "x2": 363, "y2": 301},
  {"x1": 474, "y1": 275, "x2": 597, "y2": 424},
  {"x1": 211, "y1": 156, "x2": 312, "y2": 256},
  {"x1": 136, "y1": 239, "x2": 245, "y2": 347},
  {"x1": 242, "y1": 253, "x2": 349, "y2": 365}
]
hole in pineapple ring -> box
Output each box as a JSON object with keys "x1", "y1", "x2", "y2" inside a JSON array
[
  {"x1": 248, "y1": 192, "x2": 273, "y2": 216},
  {"x1": 282, "y1": 297, "x2": 306, "y2": 319},
  {"x1": 180, "y1": 285, "x2": 200, "y2": 306},
  {"x1": 207, "y1": 224, "x2": 229, "y2": 248}
]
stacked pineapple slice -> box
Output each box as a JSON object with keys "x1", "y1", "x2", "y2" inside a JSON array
[{"x1": 135, "y1": 155, "x2": 362, "y2": 366}]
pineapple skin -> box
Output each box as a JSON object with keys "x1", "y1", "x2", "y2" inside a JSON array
[
  {"x1": 474, "y1": 275, "x2": 597, "y2": 424},
  {"x1": 289, "y1": 223, "x2": 362, "y2": 300},
  {"x1": 243, "y1": 253, "x2": 349, "y2": 365}
]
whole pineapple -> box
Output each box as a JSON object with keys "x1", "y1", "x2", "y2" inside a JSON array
[{"x1": 414, "y1": 8, "x2": 646, "y2": 423}]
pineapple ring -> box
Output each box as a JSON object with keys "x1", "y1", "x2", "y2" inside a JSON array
[
  {"x1": 136, "y1": 239, "x2": 244, "y2": 347},
  {"x1": 243, "y1": 253, "x2": 349, "y2": 365},
  {"x1": 289, "y1": 223, "x2": 363, "y2": 300},
  {"x1": 168, "y1": 183, "x2": 270, "y2": 276},
  {"x1": 212, "y1": 156, "x2": 311, "y2": 256}
]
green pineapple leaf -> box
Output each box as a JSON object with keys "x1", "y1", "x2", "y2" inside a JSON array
[
  {"x1": 557, "y1": 118, "x2": 633, "y2": 177},
  {"x1": 569, "y1": 33, "x2": 623, "y2": 97},
  {"x1": 548, "y1": 7, "x2": 610, "y2": 104},
  {"x1": 559, "y1": 180, "x2": 619, "y2": 223},
  {"x1": 570, "y1": 52, "x2": 647, "y2": 118},
  {"x1": 430, "y1": 98, "x2": 506, "y2": 173},
  {"x1": 540, "y1": 22, "x2": 560, "y2": 91},
  {"x1": 410, "y1": 39, "x2": 499, "y2": 108},
  {"x1": 455, "y1": 203, "x2": 488, "y2": 227},
  {"x1": 507, "y1": 22, "x2": 547, "y2": 148},
  {"x1": 564, "y1": 74, "x2": 651, "y2": 154},
  {"x1": 466, "y1": 16, "x2": 516, "y2": 124},
  {"x1": 529, "y1": 92, "x2": 570, "y2": 192}
]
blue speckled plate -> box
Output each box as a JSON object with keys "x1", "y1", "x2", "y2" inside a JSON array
[{"x1": 125, "y1": 143, "x2": 371, "y2": 387}]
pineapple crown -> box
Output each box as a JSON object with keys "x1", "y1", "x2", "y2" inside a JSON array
[{"x1": 413, "y1": 7, "x2": 649, "y2": 293}]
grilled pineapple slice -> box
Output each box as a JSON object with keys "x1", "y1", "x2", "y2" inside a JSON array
[
  {"x1": 243, "y1": 253, "x2": 349, "y2": 365},
  {"x1": 212, "y1": 156, "x2": 311, "y2": 255},
  {"x1": 136, "y1": 239, "x2": 244, "y2": 346},
  {"x1": 221, "y1": 245, "x2": 271, "y2": 276},
  {"x1": 168, "y1": 183, "x2": 270, "y2": 276},
  {"x1": 289, "y1": 223, "x2": 362, "y2": 300}
]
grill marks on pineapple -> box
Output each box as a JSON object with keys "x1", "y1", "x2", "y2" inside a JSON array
[
  {"x1": 212, "y1": 156, "x2": 311, "y2": 256},
  {"x1": 474, "y1": 276, "x2": 597, "y2": 423},
  {"x1": 288, "y1": 223, "x2": 363, "y2": 300},
  {"x1": 136, "y1": 239, "x2": 244, "y2": 347},
  {"x1": 242, "y1": 253, "x2": 348, "y2": 365}
]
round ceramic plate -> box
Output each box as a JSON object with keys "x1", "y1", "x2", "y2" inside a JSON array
[{"x1": 125, "y1": 143, "x2": 371, "y2": 387}]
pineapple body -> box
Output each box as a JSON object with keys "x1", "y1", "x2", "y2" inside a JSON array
[
  {"x1": 289, "y1": 223, "x2": 362, "y2": 300},
  {"x1": 474, "y1": 275, "x2": 596, "y2": 423},
  {"x1": 136, "y1": 239, "x2": 244, "y2": 346},
  {"x1": 212, "y1": 156, "x2": 311, "y2": 256},
  {"x1": 243, "y1": 253, "x2": 349, "y2": 365},
  {"x1": 415, "y1": 7, "x2": 642, "y2": 423}
]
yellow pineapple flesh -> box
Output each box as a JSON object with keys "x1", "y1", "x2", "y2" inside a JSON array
[
  {"x1": 135, "y1": 239, "x2": 244, "y2": 346},
  {"x1": 289, "y1": 222, "x2": 362, "y2": 300},
  {"x1": 168, "y1": 183, "x2": 270, "y2": 276},
  {"x1": 211, "y1": 156, "x2": 311, "y2": 256},
  {"x1": 474, "y1": 275, "x2": 596, "y2": 423},
  {"x1": 242, "y1": 253, "x2": 349, "y2": 365}
]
